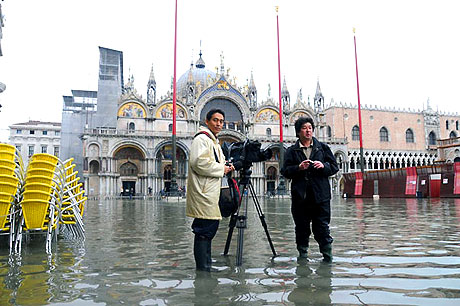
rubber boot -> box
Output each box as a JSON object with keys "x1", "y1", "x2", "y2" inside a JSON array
[
  {"x1": 320, "y1": 244, "x2": 333, "y2": 263},
  {"x1": 194, "y1": 235, "x2": 211, "y2": 271},
  {"x1": 206, "y1": 238, "x2": 212, "y2": 268},
  {"x1": 297, "y1": 245, "x2": 308, "y2": 259}
]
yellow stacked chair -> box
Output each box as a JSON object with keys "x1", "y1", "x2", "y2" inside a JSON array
[
  {"x1": 21, "y1": 154, "x2": 59, "y2": 232},
  {"x1": 0, "y1": 144, "x2": 22, "y2": 253},
  {"x1": 0, "y1": 144, "x2": 19, "y2": 234}
]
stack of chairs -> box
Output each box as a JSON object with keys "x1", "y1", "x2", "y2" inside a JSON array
[
  {"x1": 0, "y1": 144, "x2": 21, "y2": 253},
  {"x1": 17, "y1": 153, "x2": 60, "y2": 253},
  {"x1": 0, "y1": 145, "x2": 86, "y2": 254},
  {"x1": 54, "y1": 158, "x2": 86, "y2": 239}
]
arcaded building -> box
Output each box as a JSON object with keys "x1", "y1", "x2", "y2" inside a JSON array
[{"x1": 61, "y1": 47, "x2": 460, "y2": 197}]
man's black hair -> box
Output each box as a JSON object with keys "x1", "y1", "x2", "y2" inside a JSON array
[
  {"x1": 295, "y1": 117, "x2": 315, "y2": 137},
  {"x1": 206, "y1": 108, "x2": 225, "y2": 121}
]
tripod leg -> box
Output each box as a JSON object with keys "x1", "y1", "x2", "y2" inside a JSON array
[
  {"x1": 248, "y1": 182, "x2": 277, "y2": 257},
  {"x1": 223, "y1": 214, "x2": 237, "y2": 255},
  {"x1": 223, "y1": 182, "x2": 247, "y2": 256}
]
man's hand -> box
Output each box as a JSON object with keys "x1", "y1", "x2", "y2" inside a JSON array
[
  {"x1": 311, "y1": 160, "x2": 324, "y2": 169},
  {"x1": 224, "y1": 164, "x2": 235, "y2": 175},
  {"x1": 299, "y1": 159, "x2": 311, "y2": 170}
]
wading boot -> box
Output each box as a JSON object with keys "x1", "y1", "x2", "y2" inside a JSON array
[
  {"x1": 194, "y1": 235, "x2": 211, "y2": 272},
  {"x1": 297, "y1": 245, "x2": 308, "y2": 259},
  {"x1": 320, "y1": 244, "x2": 333, "y2": 263}
]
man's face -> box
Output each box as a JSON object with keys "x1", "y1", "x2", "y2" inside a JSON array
[
  {"x1": 206, "y1": 112, "x2": 224, "y2": 136},
  {"x1": 298, "y1": 122, "x2": 313, "y2": 142}
]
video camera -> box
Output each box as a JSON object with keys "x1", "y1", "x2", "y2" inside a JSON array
[{"x1": 222, "y1": 139, "x2": 272, "y2": 171}]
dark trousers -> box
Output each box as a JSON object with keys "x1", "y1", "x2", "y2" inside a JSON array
[
  {"x1": 291, "y1": 189, "x2": 333, "y2": 248},
  {"x1": 192, "y1": 218, "x2": 219, "y2": 240}
]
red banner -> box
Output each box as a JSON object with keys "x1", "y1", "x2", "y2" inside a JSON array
[
  {"x1": 405, "y1": 167, "x2": 417, "y2": 195},
  {"x1": 454, "y1": 162, "x2": 460, "y2": 194},
  {"x1": 354, "y1": 171, "x2": 363, "y2": 196}
]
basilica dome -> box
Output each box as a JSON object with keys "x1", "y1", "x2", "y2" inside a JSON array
[{"x1": 176, "y1": 52, "x2": 216, "y2": 98}]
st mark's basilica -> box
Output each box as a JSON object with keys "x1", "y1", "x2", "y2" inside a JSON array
[{"x1": 61, "y1": 47, "x2": 460, "y2": 197}]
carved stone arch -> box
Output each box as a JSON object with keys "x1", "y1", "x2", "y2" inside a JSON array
[
  {"x1": 288, "y1": 110, "x2": 315, "y2": 125},
  {"x1": 87, "y1": 142, "x2": 101, "y2": 158},
  {"x1": 196, "y1": 90, "x2": 250, "y2": 125},
  {"x1": 110, "y1": 140, "x2": 148, "y2": 159},
  {"x1": 154, "y1": 100, "x2": 189, "y2": 120},
  {"x1": 89, "y1": 159, "x2": 100, "y2": 174},
  {"x1": 153, "y1": 140, "x2": 190, "y2": 160}
]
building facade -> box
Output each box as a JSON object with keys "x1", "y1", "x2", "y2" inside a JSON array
[
  {"x1": 61, "y1": 47, "x2": 460, "y2": 197},
  {"x1": 8, "y1": 121, "x2": 61, "y2": 166}
]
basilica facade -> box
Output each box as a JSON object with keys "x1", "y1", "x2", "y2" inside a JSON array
[{"x1": 61, "y1": 47, "x2": 460, "y2": 197}]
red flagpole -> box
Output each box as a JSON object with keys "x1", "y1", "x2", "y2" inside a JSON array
[
  {"x1": 169, "y1": 0, "x2": 179, "y2": 194},
  {"x1": 276, "y1": 6, "x2": 286, "y2": 194},
  {"x1": 276, "y1": 7, "x2": 283, "y2": 142},
  {"x1": 353, "y1": 28, "x2": 365, "y2": 172},
  {"x1": 172, "y1": 0, "x2": 178, "y2": 135}
]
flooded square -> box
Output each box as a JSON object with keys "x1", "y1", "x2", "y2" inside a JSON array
[{"x1": 1, "y1": 196, "x2": 460, "y2": 305}]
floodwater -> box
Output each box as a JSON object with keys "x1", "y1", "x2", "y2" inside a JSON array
[{"x1": 1, "y1": 196, "x2": 460, "y2": 305}]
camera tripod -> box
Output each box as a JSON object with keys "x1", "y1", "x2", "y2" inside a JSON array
[{"x1": 222, "y1": 168, "x2": 277, "y2": 266}]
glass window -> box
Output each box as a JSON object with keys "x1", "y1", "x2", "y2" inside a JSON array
[
  {"x1": 55, "y1": 131, "x2": 60, "y2": 136},
  {"x1": 128, "y1": 122, "x2": 135, "y2": 132},
  {"x1": 41, "y1": 146, "x2": 47, "y2": 153},
  {"x1": 16, "y1": 129, "x2": 22, "y2": 134},
  {"x1": 43, "y1": 130, "x2": 48, "y2": 135},
  {"x1": 30, "y1": 130, "x2": 35, "y2": 135},
  {"x1": 406, "y1": 129, "x2": 414, "y2": 143},
  {"x1": 266, "y1": 128, "x2": 271, "y2": 137},
  {"x1": 380, "y1": 127, "x2": 389, "y2": 142},
  {"x1": 54, "y1": 146, "x2": 60, "y2": 157},
  {"x1": 446, "y1": 120, "x2": 449, "y2": 130},
  {"x1": 15, "y1": 145, "x2": 21, "y2": 152},
  {"x1": 428, "y1": 131, "x2": 436, "y2": 145},
  {"x1": 168, "y1": 124, "x2": 173, "y2": 132},
  {"x1": 352, "y1": 125, "x2": 360, "y2": 141},
  {"x1": 28, "y1": 145, "x2": 34, "y2": 156}
]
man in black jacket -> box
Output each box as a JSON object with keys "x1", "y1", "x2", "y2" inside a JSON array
[{"x1": 281, "y1": 117, "x2": 339, "y2": 262}]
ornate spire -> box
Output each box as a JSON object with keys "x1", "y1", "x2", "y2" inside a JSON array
[
  {"x1": 195, "y1": 50, "x2": 205, "y2": 69},
  {"x1": 147, "y1": 64, "x2": 157, "y2": 105},
  {"x1": 220, "y1": 52, "x2": 225, "y2": 75},
  {"x1": 248, "y1": 71, "x2": 257, "y2": 109},
  {"x1": 314, "y1": 78, "x2": 324, "y2": 112},
  {"x1": 281, "y1": 76, "x2": 290, "y2": 112}
]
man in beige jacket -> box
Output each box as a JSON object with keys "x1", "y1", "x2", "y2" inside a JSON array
[{"x1": 186, "y1": 109, "x2": 234, "y2": 271}]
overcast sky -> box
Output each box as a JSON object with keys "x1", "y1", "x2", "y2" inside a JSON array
[{"x1": 1, "y1": 0, "x2": 460, "y2": 141}]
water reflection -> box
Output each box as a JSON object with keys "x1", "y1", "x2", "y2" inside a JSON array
[{"x1": 0, "y1": 197, "x2": 459, "y2": 304}]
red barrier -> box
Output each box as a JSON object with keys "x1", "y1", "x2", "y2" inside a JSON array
[
  {"x1": 354, "y1": 171, "x2": 363, "y2": 196},
  {"x1": 454, "y1": 162, "x2": 460, "y2": 195},
  {"x1": 405, "y1": 167, "x2": 417, "y2": 195}
]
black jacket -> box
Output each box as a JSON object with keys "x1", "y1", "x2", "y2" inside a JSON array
[{"x1": 281, "y1": 137, "x2": 339, "y2": 204}]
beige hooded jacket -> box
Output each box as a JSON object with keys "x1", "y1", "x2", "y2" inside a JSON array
[{"x1": 186, "y1": 126, "x2": 226, "y2": 220}]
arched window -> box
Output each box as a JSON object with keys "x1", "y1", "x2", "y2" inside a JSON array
[
  {"x1": 168, "y1": 124, "x2": 173, "y2": 132},
  {"x1": 380, "y1": 127, "x2": 389, "y2": 142},
  {"x1": 450, "y1": 131, "x2": 457, "y2": 138},
  {"x1": 352, "y1": 125, "x2": 360, "y2": 141},
  {"x1": 446, "y1": 120, "x2": 449, "y2": 130},
  {"x1": 456, "y1": 121, "x2": 459, "y2": 130},
  {"x1": 428, "y1": 131, "x2": 436, "y2": 145},
  {"x1": 128, "y1": 122, "x2": 135, "y2": 132},
  {"x1": 266, "y1": 128, "x2": 272, "y2": 137},
  {"x1": 326, "y1": 126, "x2": 332, "y2": 138},
  {"x1": 406, "y1": 128, "x2": 414, "y2": 143},
  {"x1": 89, "y1": 160, "x2": 100, "y2": 174}
]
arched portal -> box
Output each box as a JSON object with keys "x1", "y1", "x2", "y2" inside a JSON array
[
  {"x1": 200, "y1": 98, "x2": 244, "y2": 133},
  {"x1": 114, "y1": 145, "x2": 145, "y2": 196},
  {"x1": 155, "y1": 144, "x2": 187, "y2": 193}
]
